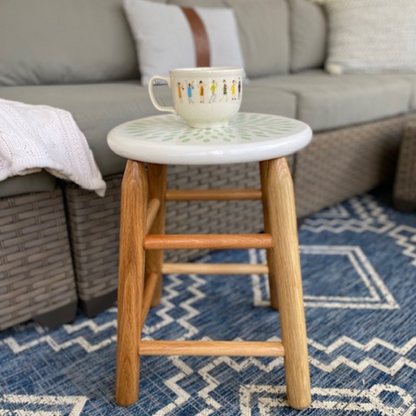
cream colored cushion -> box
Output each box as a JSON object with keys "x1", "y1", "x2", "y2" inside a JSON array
[{"x1": 325, "y1": 0, "x2": 416, "y2": 75}]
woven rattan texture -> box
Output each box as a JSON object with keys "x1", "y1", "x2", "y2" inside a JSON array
[
  {"x1": 64, "y1": 160, "x2": 295, "y2": 305},
  {"x1": 394, "y1": 121, "x2": 416, "y2": 207},
  {"x1": 0, "y1": 190, "x2": 76, "y2": 330},
  {"x1": 65, "y1": 112, "x2": 409, "y2": 311},
  {"x1": 294, "y1": 115, "x2": 407, "y2": 218}
]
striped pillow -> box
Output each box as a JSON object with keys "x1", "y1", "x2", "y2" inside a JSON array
[{"x1": 123, "y1": 0, "x2": 245, "y2": 85}]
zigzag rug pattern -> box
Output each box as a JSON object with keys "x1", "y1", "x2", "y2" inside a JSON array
[{"x1": 0, "y1": 190, "x2": 415, "y2": 415}]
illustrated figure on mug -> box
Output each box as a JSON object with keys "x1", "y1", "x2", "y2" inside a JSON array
[
  {"x1": 177, "y1": 82, "x2": 184, "y2": 104},
  {"x1": 220, "y1": 79, "x2": 228, "y2": 102},
  {"x1": 185, "y1": 80, "x2": 195, "y2": 104},
  {"x1": 238, "y1": 77, "x2": 242, "y2": 100},
  {"x1": 231, "y1": 80, "x2": 237, "y2": 100},
  {"x1": 199, "y1": 81, "x2": 206, "y2": 103},
  {"x1": 209, "y1": 80, "x2": 218, "y2": 103}
]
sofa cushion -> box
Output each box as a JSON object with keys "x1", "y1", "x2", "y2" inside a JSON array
[
  {"x1": 226, "y1": 0, "x2": 290, "y2": 78},
  {"x1": 169, "y1": 0, "x2": 290, "y2": 78},
  {"x1": 251, "y1": 70, "x2": 411, "y2": 131},
  {"x1": 0, "y1": 172, "x2": 57, "y2": 199},
  {"x1": 0, "y1": 83, "x2": 296, "y2": 177},
  {"x1": 289, "y1": 0, "x2": 327, "y2": 72},
  {"x1": 394, "y1": 75, "x2": 416, "y2": 111},
  {"x1": 0, "y1": 0, "x2": 139, "y2": 86}
]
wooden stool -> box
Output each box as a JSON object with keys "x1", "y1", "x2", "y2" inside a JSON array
[{"x1": 107, "y1": 113, "x2": 313, "y2": 410}]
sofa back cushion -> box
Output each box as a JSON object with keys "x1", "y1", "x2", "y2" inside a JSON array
[
  {"x1": 0, "y1": 0, "x2": 143, "y2": 86},
  {"x1": 289, "y1": 0, "x2": 327, "y2": 72},
  {"x1": 169, "y1": 0, "x2": 290, "y2": 78}
]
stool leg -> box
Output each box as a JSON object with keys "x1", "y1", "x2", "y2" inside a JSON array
[
  {"x1": 146, "y1": 164, "x2": 167, "y2": 307},
  {"x1": 115, "y1": 160, "x2": 148, "y2": 406},
  {"x1": 259, "y1": 162, "x2": 279, "y2": 310},
  {"x1": 261, "y1": 158, "x2": 311, "y2": 410}
]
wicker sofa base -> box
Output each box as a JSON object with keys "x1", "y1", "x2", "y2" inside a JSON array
[
  {"x1": 65, "y1": 114, "x2": 413, "y2": 317},
  {"x1": 65, "y1": 160, "x2": 283, "y2": 316},
  {"x1": 1, "y1": 116, "x2": 414, "y2": 328},
  {"x1": 0, "y1": 189, "x2": 77, "y2": 330},
  {"x1": 394, "y1": 121, "x2": 416, "y2": 212},
  {"x1": 294, "y1": 114, "x2": 411, "y2": 218}
]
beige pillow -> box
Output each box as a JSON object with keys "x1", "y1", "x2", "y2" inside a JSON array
[{"x1": 324, "y1": 0, "x2": 416, "y2": 75}]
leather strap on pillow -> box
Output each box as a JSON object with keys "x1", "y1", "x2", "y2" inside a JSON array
[{"x1": 181, "y1": 7, "x2": 210, "y2": 67}]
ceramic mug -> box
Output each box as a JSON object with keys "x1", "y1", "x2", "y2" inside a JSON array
[{"x1": 148, "y1": 67, "x2": 244, "y2": 128}]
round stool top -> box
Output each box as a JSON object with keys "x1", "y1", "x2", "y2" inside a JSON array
[{"x1": 107, "y1": 113, "x2": 312, "y2": 165}]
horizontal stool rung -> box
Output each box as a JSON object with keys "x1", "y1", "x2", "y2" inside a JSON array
[
  {"x1": 144, "y1": 234, "x2": 273, "y2": 250},
  {"x1": 139, "y1": 340, "x2": 285, "y2": 357},
  {"x1": 162, "y1": 263, "x2": 269, "y2": 275},
  {"x1": 165, "y1": 189, "x2": 262, "y2": 201}
]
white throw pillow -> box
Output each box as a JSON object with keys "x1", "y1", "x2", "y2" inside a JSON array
[
  {"x1": 324, "y1": 0, "x2": 416, "y2": 75},
  {"x1": 123, "y1": 0, "x2": 245, "y2": 85}
]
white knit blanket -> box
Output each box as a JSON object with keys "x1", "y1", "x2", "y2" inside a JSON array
[{"x1": 0, "y1": 99, "x2": 106, "y2": 197}]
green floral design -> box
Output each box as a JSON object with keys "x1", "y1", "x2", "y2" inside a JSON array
[{"x1": 125, "y1": 113, "x2": 298, "y2": 144}]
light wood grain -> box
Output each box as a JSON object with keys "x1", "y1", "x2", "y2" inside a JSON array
[
  {"x1": 162, "y1": 263, "x2": 269, "y2": 275},
  {"x1": 115, "y1": 160, "x2": 147, "y2": 406},
  {"x1": 145, "y1": 164, "x2": 167, "y2": 307},
  {"x1": 145, "y1": 234, "x2": 273, "y2": 250},
  {"x1": 263, "y1": 158, "x2": 311, "y2": 410},
  {"x1": 165, "y1": 189, "x2": 262, "y2": 201},
  {"x1": 139, "y1": 340, "x2": 284, "y2": 357},
  {"x1": 145, "y1": 198, "x2": 161, "y2": 235},
  {"x1": 260, "y1": 161, "x2": 279, "y2": 310},
  {"x1": 141, "y1": 272, "x2": 158, "y2": 331}
]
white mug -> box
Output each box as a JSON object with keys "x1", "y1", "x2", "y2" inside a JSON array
[{"x1": 148, "y1": 67, "x2": 244, "y2": 128}]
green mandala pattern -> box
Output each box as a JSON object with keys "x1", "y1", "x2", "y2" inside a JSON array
[{"x1": 124, "y1": 113, "x2": 299, "y2": 145}]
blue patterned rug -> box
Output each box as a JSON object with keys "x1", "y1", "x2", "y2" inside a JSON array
[{"x1": 1, "y1": 191, "x2": 415, "y2": 415}]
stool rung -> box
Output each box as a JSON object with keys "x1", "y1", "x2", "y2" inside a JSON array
[
  {"x1": 144, "y1": 234, "x2": 273, "y2": 250},
  {"x1": 146, "y1": 198, "x2": 161, "y2": 234},
  {"x1": 162, "y1": 263, "x2": 269, "y2": 275},
  {"x1": 141, "y1": 272, "x2": 159, "y2": 330},
  {"x1": 139, "y1": 340, "x2": 285, "y2": 357},
  {"x1": 165, "y1": 189, "x2": 262, "y2": 201}
]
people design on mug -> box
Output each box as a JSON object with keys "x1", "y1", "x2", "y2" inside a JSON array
[
  {"x1": 220, "y1": 79, "x2": 228, "y2": 102},
  {"x1": 177, "y1": 82, "x2": 184, "y2": 104},
  {"x1": 199, "y1": 81, "x2": 206, "y2": 103},
  {"x1": 185, "y1": 80, "x2": 195, "y2": 104},
  {"x1": 209, "y1": 80, "x2": 217, "y2": 103},
  {"x1": 177, "y1": 79, "x2": 241, "y2": 104},
  {"x1": 231, "y1": 80, "x2": 237, "y2": 100}
]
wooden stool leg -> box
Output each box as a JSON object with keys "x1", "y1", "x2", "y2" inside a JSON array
[
  {"x1": 260, "y1": 162, "x2": 279, "y2": 310},
  {"x1": 145, "y1": 164, "x2": 167, "y2": 307},
  {"x1": 115, "y1": 160, "x2": 148, "y2": 406},
  {"x1": 261, "y1": 158, "x2": 311, "y2": 410}
]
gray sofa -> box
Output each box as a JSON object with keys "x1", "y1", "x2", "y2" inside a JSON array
[{"x1": 1, "y1": 0, "x2": 415, "y2": 330}]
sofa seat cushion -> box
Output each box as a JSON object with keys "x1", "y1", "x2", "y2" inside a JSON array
[
  {"x1": 394, "y1": 75, "x2": 416, "y2": 111},
  {"x1": 0, "y1": 82, "x2": 296, "y2": 177},
  {"x1": 251, "y1": 70, "x2": 411, "y2": 131},
  {"x1": 0, "y1": 172, "x2": 57, "y2": 199}
]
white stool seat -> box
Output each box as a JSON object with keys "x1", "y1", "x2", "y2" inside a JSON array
[{"x1": 107, "y1": 113, "x2": 312, "y2": 165}]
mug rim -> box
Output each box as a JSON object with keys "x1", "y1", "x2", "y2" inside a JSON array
[{"x1": 170, "y1": 66, "x2": 244, "y2": 74}]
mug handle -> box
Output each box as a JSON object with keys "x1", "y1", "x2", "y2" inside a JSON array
[{"x1": 148, "y1": 75, "x2": 176, "y2": 114}]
